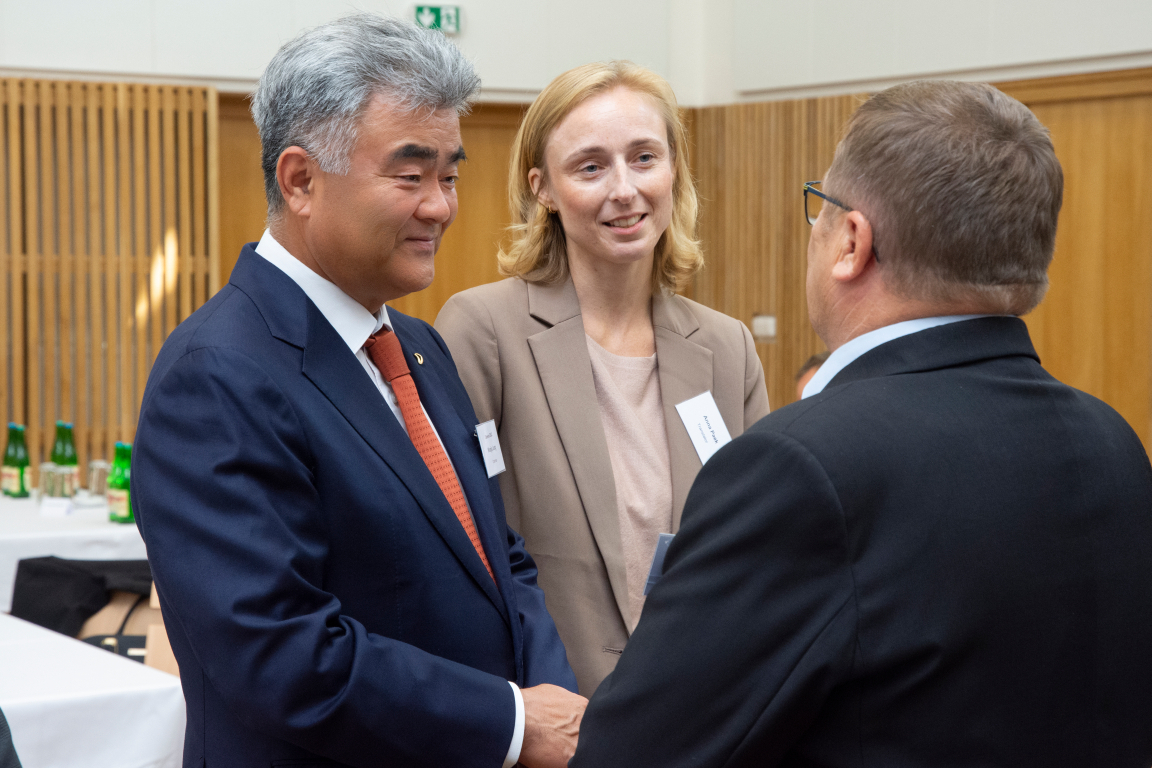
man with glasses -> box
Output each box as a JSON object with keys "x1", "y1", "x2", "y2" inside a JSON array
[{"x1": 572, "y1": 80, "x2": 1152, "y2": 767}]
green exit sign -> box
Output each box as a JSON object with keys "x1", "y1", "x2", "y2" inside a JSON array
[{"x1": 415, "y1": 6, "x2": 461, "y2": 34}]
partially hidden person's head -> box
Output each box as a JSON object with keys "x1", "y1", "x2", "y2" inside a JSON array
[
  {"x1": 815, "y1": 80, "x2": 1063, "y2": 321},
  {"x1": 795, "y1": 350, "x2": 830, "y2": 401},
  {"x1": 251, "y1": 14, "x2": 480, "y2": 310},
  {"x1": 499, "y1": 60, "x2": 703, "y2": 294}
]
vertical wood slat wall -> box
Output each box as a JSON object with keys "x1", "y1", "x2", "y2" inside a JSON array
[
  {"x1": 0, "y1": 79, "x2": 220, "y2": 476},
  {"x1": 686, "y1": 95, "x2": 862, "y2": 412}
]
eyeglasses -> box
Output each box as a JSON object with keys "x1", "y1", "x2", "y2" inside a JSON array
[
  {"x1": 802, "y1": 180, "x2": 880, "y2": 262},
  {"x1": 802, "y1": 181, "x2": 852, "y2": 225}
]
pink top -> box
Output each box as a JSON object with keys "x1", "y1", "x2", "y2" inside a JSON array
[{"x1": 586, "y1": 334, "x2": 674, "y2": 631}]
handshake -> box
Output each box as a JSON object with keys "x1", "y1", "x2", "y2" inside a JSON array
[{"x1": 519, "y1": 684, "x2": 589, "y2": 768}]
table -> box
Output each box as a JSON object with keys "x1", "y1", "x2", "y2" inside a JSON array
[
  {"x1": 0, "y1": 612, "x2": 184, "y2": 767},
  {"x1": 0, "y1": 498, "x2": 147, "y2": 613}
]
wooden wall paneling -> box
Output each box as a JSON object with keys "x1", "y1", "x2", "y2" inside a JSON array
[
  {"x1": 117, "y1": 84, "x2": 133, "y2": 444},
  {"x1": 216, "y1": 93, "x2": 265, "y2": 284},
  {"x1": 177, "y1": 89, "x2": 193, "y2": 322},
  {"x1": 1019, "y1": 90, "x2": 1152, "y2": 448},
  {"x1": 687, "y1": 94, "x2": 859, "y2": 410},
  {"x1": 41, "y1": 81, "x2": 60, "y2": 462},
  {"x1": 87, "y1": 82, "x2": 106, "y2": 459},
  {"x1": 996, "y1": 66, "x2": 1152, "y2": 106},
  {"x1": 132, "y1": 85, "x2": 148, "y2": 439},
  {"x1": 147, "y1": 87, "x2": 163, "y2": 383},
  {"x1": 0, "y1": 79, "x2": 218, "y2": 469},
  {"x1": 98, "y1": 85, "x2": 113, "y2": 452},
  {"x1": 54, "y1": 84, "x2": 72, "y2": 442},
  {"x1": 9, "y1": 82, "x2": 23, "y2": 434},
  {"x1": 206, "y1": 91, "x2": 220, "y2": 295},
  {"x1": 67, "y1": 83, "x2": 89, "y2": 470},
  {"x1": 192, "y1": 89, "x2": 208, "y2": 307},
  {"x1": 161, "y1": 87, "x2": 178, "y2": 338},
  {"x1": 23, "y1": 81, "x2": 42, "y2": 465},
  {"x1": 0, "y1": 81, "x2": 12, "y2": 426}
]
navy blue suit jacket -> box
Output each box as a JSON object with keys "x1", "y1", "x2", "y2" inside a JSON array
[{"x1": 134, "y1": 246, "x2": 576, "y2": 768}]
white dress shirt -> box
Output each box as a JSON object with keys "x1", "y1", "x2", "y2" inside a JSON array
[
  {"x1": 255, "y1": 230, "x2": 525, "y2": 767},
  {"x1": 802, "y1": 315, "x2": 994, "y2": 398}
]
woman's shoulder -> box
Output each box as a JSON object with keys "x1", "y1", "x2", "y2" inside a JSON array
[
  {"x1": 436, "y1": 277, "x2": 539, "y2": 346},
  {"x1": 442, "y1": 276, "x2": 528, "y2": 313},
  {"x1": 662, "y1": 293, "x2": 752, "y2": 345}
]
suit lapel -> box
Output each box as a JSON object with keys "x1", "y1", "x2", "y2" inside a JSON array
[
  {"x1": 526, "y1": 279, "x2": 632, "y2": 629},
  {"x1": 299, "y1": 302, "x2": 507, "y2": 622},
  {"x1": 651, "y1": 294, "x2": 714, "y2": 531},
  {"x1": 394, "y1": 320, "x2": 510, "y2": 620}
]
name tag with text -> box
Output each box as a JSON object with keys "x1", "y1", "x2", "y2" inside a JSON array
[
  {"x1": 675, "y1": 391, "x2": 732, "y2": 464},
  {"x1": 476, "y1": 419, "x2": 506, "y2": 478}
]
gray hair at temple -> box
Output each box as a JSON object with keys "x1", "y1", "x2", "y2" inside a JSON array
[
  {"x1": 251, "y1": 13, "x2": 481, "y2": 216},
  {"x1": 825, "y1": 80, "x2": 1063, "y2": 315}
]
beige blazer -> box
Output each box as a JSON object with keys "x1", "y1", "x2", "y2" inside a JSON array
[{"x1": 436, "y1": 277, "x2": 769, "y2": 694}]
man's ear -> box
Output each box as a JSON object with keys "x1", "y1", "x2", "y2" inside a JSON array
[
  {"x1": 830, "y1": 210, "x2": 876, "y2": 283},
  {"x1": 528, "y1": 167, "x2": 553, "y2": 212},
  {"x1": 277, "y1": 147, "x2": 315, "y2": 218}
]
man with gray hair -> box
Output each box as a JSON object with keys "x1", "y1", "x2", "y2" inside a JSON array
[
  {"x1": 134, "y1": 14, "x2": 584, "y2": 768},
  {"x1": 572, "y1": 80, "x2": 1152, "y2": 766}
]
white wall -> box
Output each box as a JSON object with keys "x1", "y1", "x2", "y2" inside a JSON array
[
  {"x1": 0, "y1": 0, "x2": 678, "y2": 101},
  {"x1": 0, "y1": 0, "x2": 1150, "y2": 106},
  {"x1": 731, "y1": 0, "x2": 1152, "y2": 102}
]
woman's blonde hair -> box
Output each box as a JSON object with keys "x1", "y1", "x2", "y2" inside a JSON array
[{"x1": 497, "y1": 61, "x2": 703, "y2": 292}]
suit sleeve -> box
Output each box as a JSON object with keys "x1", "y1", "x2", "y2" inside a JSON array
[
  {"x1": 740, "y1": 321, "x2": 771, "y2": 427},
  {"x1": 571, "y1": 429, "x2": 857, "y2": 768},
  {"x1": 504, "y1": 525, "x2": 578, "y2": 692},
  {"x1": 432, "y1": 302, "x2": 579, "y2": 693},
  {"x1": 135, "y1": 347, "x2": 515, "y2": 768}
]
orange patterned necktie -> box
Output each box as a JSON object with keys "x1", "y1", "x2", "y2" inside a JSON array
[{"x1": 363, "y1": 328, "x2": 495, "y2": 582}]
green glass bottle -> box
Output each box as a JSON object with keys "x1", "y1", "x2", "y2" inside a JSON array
[
  {"x1": 2, "y1": 423, "x2": 30, "y2": 498},
  {"x1": 51, "y1": 421, "x2": 79, "y2": 497},
  {"x1": 107, "y1": 442, "x2": 133, "y2": 524}
]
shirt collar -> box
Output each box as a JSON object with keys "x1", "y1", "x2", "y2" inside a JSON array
[
  {"x1": 255, "y1": 229, "x2": 390, "y2": 352},
  {"x1": 802, "y1": 315, "x2": 994, "y2": 398}
]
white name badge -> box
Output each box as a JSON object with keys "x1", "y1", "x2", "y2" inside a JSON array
[
  {"x1": 675, "y1": 391, "x2": 732, "y2": 464},
  {"x1": 39, "y1": 497, "x2": 74, "y2": 518},
  {"x1": 476, "y1": 419, "x2": 506, "y2": 478}
]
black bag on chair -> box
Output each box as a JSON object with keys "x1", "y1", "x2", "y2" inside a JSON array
[
  {"x1": 10, "y1": 556, "x2": 152, "y2": 637},
  {"x1": 81, "y1": 592, "x2": 148, "y2": 662}
]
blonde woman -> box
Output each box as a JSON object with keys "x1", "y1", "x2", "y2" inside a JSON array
[{"x1": 435, "y1": 61, "x2": 769, "y2": 695}]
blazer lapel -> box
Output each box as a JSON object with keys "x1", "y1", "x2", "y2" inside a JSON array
[
  {"x1": 299, "y1": 303, "x2": 506, "y2": 619},
  {"x1": 396, "y1": 322, "x2": 509, "y2": 621},
  {"x1": 526, "y1": 279, "x2": 632, "y2": 629},
  {"x1": 651, "y1": 293, "x2": 714, "y2": 531}
]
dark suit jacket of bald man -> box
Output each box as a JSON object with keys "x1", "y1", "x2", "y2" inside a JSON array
[
  {"x1": 134, "y1": 246, "x2": 576, "y2": 768},
  {"x1": 572, "y1": 316, "x2": 1152, "y2": 767}
]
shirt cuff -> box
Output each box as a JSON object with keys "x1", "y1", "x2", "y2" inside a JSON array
[{"x1": 503, "y1": 681, "x2": 525, "y2": 768}]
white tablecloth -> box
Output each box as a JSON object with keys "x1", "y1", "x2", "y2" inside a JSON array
[
  {"x1": 0, "y1": 498, "x2": 147, "y2": 612},
  {"x1": 0, "y1": 613, "x2": 185, "y2": 768}
]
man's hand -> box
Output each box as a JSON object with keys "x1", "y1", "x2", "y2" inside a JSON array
[{"x1": 519, "y1": 683, "x2": 588, "y2": 768}]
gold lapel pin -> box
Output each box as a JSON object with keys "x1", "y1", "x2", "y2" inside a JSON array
[{"x1": 414, "y1": 353, "x2": 424, "y2": 365}]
